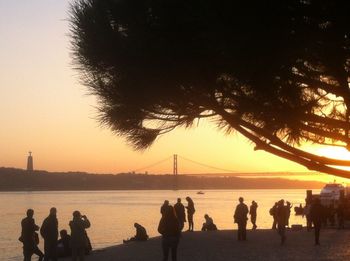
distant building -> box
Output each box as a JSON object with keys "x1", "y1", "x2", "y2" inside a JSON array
[{"x1": 27, "y1": 152, "x2": 33, "y2": 172}]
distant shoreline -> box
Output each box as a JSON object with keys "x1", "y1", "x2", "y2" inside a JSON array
[{"x1": 0, "y1": 167, "x2": 325, "y2": 191}]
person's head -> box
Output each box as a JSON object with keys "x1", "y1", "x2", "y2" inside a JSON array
[
  {"x1": 252, "y1": 200, "x2": 255, "y2": 204},
  {"x1": 239, "y1": 197, "x2": 244, "y2": 203},
  {"x1": 50, "y1": 207, "x2": 57, "y2": 216},
  {"x1": 60, "y1": 229, "x2": 68, "y2": 238},
  {"x1": 286, "y1": 201, "x2": 291, "y2": 206},
  {"x1": 186, "y1": 196, "x2": 191, "y2": 202},
  {"x1": 73, "y1": 210, "x2": 81, "y2": 219},
  {"x1": 204, "y1": 214, "x2": 209, "y2": 220},
  {"x1": 134, "y1": 223, "x2": 140, "y2": 228},
  {"x1": 164, "y1": 200, "x2": 169, "y2": 206},
  {"x1": 26, "y1": 209, "x2": 34, "y2": 218},
  {"x1": 177, "y1": 198, "x2": 181, "y2": 203},
  {"x1": 278, "y1": 199, "x2": 284, "y2": 206}
]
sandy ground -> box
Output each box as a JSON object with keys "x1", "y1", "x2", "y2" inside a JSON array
[{"x1": 63, "y1": 229, "x2": 350, "y2": 261}]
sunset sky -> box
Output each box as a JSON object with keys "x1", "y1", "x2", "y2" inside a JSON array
[{"x1": 1, "y1": 0, "x2": 349, "y2": 182}]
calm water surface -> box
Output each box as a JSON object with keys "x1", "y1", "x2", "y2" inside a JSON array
[{"x1": 0, "y1": 189, "x2": 318, "y2": 260}]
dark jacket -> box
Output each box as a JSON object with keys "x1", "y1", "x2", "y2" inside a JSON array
[
  {"x1": 310, "y1": 202, "x2": 324, "y2": 225},
  {"x1": 276, "y1": 205, "x2": 287, "y2": 226},
  {"x1": 186, "y1": 201, "x2": 195, "y2": 216},
  {"x1": 250, "y1": 203, "x2": 258, "y2": 216},
  {"x1": 40, "y1": 215, "x2": 58, "y2": 243},
  {"x1": 158, "y1": 217, "x2": 180, "y2": 238},
  {"x1": 174, "y1": 202, "x2": 186, "y2": 222},
  {"x1": 21, "y1": 217, "x2": 39, "y2": 246},
  {"x1": 69, "y1": 217, "x2": 91, "y2": 248},
  {"x1": 234, "y1": 203, "x2": 249, "y2": 223}
]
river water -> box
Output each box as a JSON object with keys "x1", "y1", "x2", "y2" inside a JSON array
[{"x1": 0, "y1": 189, "x2": 317, "y2": 260}]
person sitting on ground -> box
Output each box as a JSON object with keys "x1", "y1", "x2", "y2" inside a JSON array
[
  {"x1": 201, "y1": 214, "x2": 218, "y2": 231},
  {"x1": 57, "y1": 229, "x2": 72, "y2": 258},
  {"x1": 123, "y1": 223, "x2": 149, "y2": 243}
]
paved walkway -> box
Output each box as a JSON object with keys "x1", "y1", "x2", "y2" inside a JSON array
[{"x1": 63, "y1": 229, "x2": 350, "y2": 261}]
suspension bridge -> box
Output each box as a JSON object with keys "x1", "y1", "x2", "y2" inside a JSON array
[
  {"x1": 130, "y1": 154, "x2": 316, "y2": 177},
  {"x1": 131, "y1": 154, "x2": 238, "y2": 175}
]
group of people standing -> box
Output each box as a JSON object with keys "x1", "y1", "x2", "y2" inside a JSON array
[
  {"x1": 158, "y1": 196, "x2": 195, "y2": 261},
  {"x1": 20, "y1": 208, "x2": 91, "y2": 261}
]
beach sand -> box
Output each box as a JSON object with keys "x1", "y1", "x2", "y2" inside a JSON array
[{"x1": 64, "y1": 229, "x2": 350, "y2": 261}]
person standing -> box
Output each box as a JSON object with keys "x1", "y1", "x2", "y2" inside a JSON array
[
  {"x1": 158, "y1": 206, "x2": 181, "y2": 261},
  {"x1": 174, "y1": 198, "x2": 186, "y2": 231},
  {"x1": 234, "y1": 197, "x2": 249, "y2": 241},
  {"x1": 285, "y1": 201, "x2": 293, "y2": 228},
  {"x1": 270, "y1": 202, "x2": 278, "y2": 229},
  {"x1": 185, "y1": 197, "x2": 195, "y2": 231},
  {"x1": 249, "y1": 201, "x2": 258, "y2": 230},
  {"x1": 40, "y1": 207, "x2": 58, "y2": 261},
  {"x1": 69, "y1": 211, "x2": 91, "y2": 261},
  {"x1": 20, "y1": 209, "x2": 44, "y2": 261},
  {"x1": 310, "y1": 198, "x2": 323, "y2": 245},
  {"x1": 276, "y1": 200, "x2": 287, "y2": 245}
]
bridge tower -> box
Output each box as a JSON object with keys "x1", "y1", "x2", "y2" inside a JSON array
[{"x1": 173, "y1": 154, "x2": 178, "y2": 175}]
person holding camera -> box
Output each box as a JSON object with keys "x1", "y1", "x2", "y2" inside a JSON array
[{"x1": 69, "y1": 211, "x2": 91, "y2": 261}]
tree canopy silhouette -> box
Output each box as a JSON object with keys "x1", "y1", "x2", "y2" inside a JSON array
[{"x1": 69, "y1": 0, "x2": 350, "y2": 177}]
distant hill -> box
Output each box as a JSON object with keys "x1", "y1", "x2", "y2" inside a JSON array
[{"x1": 0, "y1": 167, "x2": 325, "y2": 191}]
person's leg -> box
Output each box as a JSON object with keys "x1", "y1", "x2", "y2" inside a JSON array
[
  {"x1": 188, "y1": 215, "x2": 194, "y2": 231},
  {"x1": 72, "y1": 248, "x2": 78, "y2": 261},
  {"x1": 162, "y1": 238, "x2": 170, "y2": 261},
  {"x1": 23, "y1": 247, "x2": 33, "y2": 261},
  {"x1": 272, "y1": 218, "x2": 277, "y2": 229},
  {"x1": 237, "y1": 223, "x2": 242, "y2": 240},
  {"x1": 171, "y1": 238, "x2": 179, "y2": 261},
  {"x1": 33, "y1": 246, "x2": 44, "y2": 261},
  {"x1": 78, "y1": 247, "x2": 85, "y2": 261},
  {"x1": 50, "y1": 242, "x2": 58, "y2": 261},
  {"x1": 242, "y1": 221, "x2": 247, "y2": 240},
  {"x1": 315, "y1": 224, "x2": 320, "y2": 245}
]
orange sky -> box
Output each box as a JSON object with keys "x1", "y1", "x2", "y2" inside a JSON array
[{"x1": 0, "y1": 1, "x2": 349, "y2": 183}]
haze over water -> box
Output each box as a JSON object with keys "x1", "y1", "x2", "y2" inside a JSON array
[{"x1": 0, "y1": 189, "x2": 315, "y2": 261}]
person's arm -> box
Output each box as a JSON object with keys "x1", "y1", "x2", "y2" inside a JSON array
[{"x1": 82, "y1": 216, "x2": 91, "y2": 228}]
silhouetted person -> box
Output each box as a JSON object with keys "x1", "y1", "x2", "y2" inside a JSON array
[
  {"x1": 234, "y1": 197, "x2": 249, "y2": 241},
  {"x1": 276, "y1": 200, "x2": 287, "y2": 245},
  {"x1": 270, "y1": 203, "x2": 278, "y2": 229},
  {"x1": 69, "y1": 211, "x2": 91, "y2": 261},
  {"x1": 123, "y1": 223, "x2": 149, "y2": 243},
  {"x1": 174, "y1": 198, "x2": 186, "y2": 231},
  {"x1": 249, "y1": 201, "x2": 258, "y2": 230},
  {"x1": 185, "y1": 197, "x2": 195, "y2": 231},
  {"x1": 161, "y1": 200, "x2": 170, "y2": 216},
  {"x1": 310, "y1": 198, "x2": 323, "y2": 245},
  {"x1": 57, "y1": 230, "x2": 71, "y2": 258},
  {"x1": 20, "y1": 209, "x2": 44, "y2": 261},
  {"x1": 337, "y1": 202, "x2": 345, "y2": 229},
  {"x1": 201, "y1": 214, "x2": 217, "y2": 231},
  {"x1": 303, "y1": 202, "x2": 312, "y2": 231},
  {"x1": 328, "y1": 205, "x2": 335, "y2": 226},
  {"x1": 40, "y1": 207, "x2": 58, "y2": 261},
  {"x1": 285, "y1": 201, "x2": 292, "y2": 228},
  {"x1": 158, "y1": 206, "x2": 180, "y2": 261}
]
